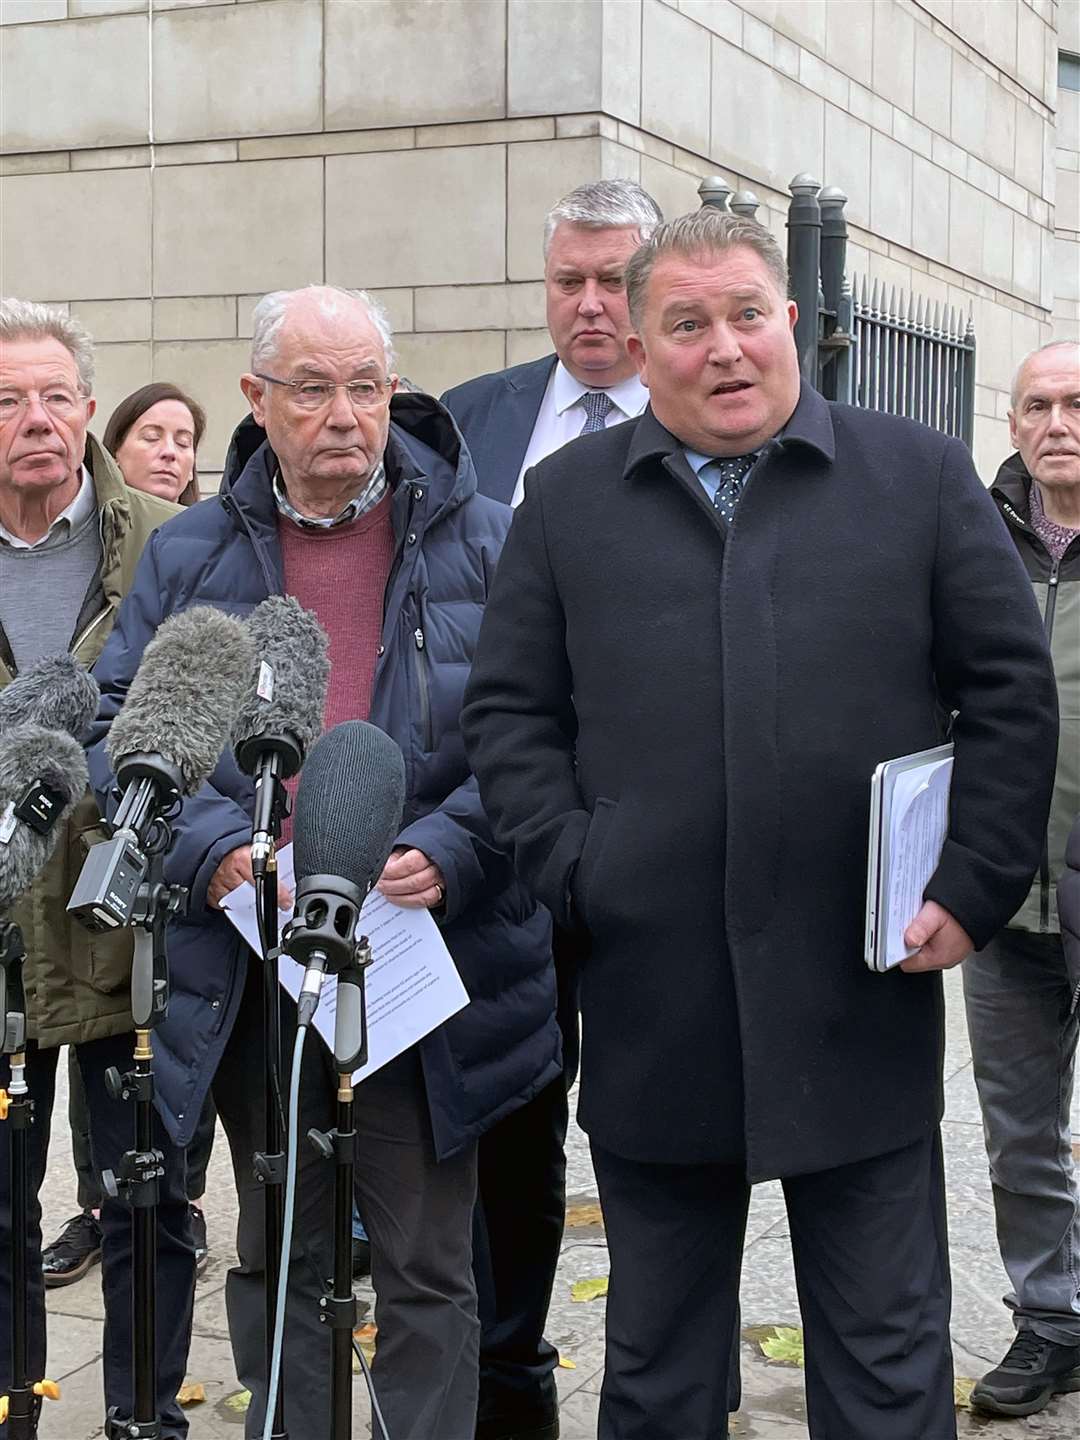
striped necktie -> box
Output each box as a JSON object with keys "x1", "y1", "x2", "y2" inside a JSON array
[
  {"x1": 580, "y1": 391, "x2": 615, "y2": 435},
  {"x1": 705, "y1": 452, "x2": 759, "y2": 524}
]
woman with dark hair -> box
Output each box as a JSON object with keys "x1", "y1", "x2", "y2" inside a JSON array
[{"x1": 103, "y1": 382, "x2": 206, "y2": 506}]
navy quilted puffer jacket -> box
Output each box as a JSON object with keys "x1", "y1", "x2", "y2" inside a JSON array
[{"x1": 86, "y1": 392, "x2": 559, "y2": 1157}]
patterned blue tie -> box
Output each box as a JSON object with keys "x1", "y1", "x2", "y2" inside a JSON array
[
  {"x1": 706, "y1": 452, "x2": 759, "y2": 524},
  {"x1": 580, "y1": 390, "x2": 614, "y2": 435}
]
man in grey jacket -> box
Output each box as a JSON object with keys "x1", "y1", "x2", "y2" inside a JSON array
[{"x1": 967, "y1": 338, "x2": 1080, "y2": 1418}]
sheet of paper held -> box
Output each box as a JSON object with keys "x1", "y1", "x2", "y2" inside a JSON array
[
  {"x1": 220, "y1": 842, "x2": 469, "y2": 1083},
  {"x1": 884, "y1": 756, "x2": 954, "y2": 969}
]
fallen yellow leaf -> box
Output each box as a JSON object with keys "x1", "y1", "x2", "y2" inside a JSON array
[
  {"x1": 954, "y1": 1376, "x2": 976, "y2": 1411},
  {"x1": 176, "y1": 1382, "x2": 205, "y2": 1407},
  {"x1": 571, "y1": 1275, "x2": 609, "y2": 1303},
  {"x1": 759, "y1": 1326, "x2": 805, "y2": 1368},
  {"x1": 565, "y1": 1202, "x2": 604, "y2": 1229},
  {"x1": 558, "y1": 1357, "x2": 577, "y2": 1370},
  {"x1": 223, "y1": 1389, "x2": 251, "y2": 1414}
]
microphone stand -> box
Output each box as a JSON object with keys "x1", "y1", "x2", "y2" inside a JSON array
[
  {"x1": 0, "y1": 917, "x2": 59, "y2": 1438},
  {"x1": 307, "y1": 939, "x2": 372, "y2": 1440},
  {"x1": 245, "y1": 742, "x2": 298, "y2": 1440},
  {"x1": 102, "y1": 830, "x2": 187, "y2": 1440}
]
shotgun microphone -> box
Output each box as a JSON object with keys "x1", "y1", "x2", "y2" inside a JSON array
[
  {"x1": 0, "y1": 725, "x2": 89, "y2": 912},
  {"x1": 0, "y1": 653, "x2": 100, "y2": 739},
  {"x1": 68, "y1": 606, "x2": 256, "y2": 932},
  {"x1": 231, "y1": 595, "x2": 330, "y2": 878}
]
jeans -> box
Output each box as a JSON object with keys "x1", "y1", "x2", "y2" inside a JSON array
[
  {"x1": 0, "y1": 1035, "x2": 195, "y2": 1439},
  {"x1": 963, "y1": 928, "x2": 1080, "y2": 1345}
]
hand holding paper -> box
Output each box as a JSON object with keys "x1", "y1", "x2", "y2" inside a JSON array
[{"x1": 220, "y1": 842, "x2": 468, "y2": 1082}]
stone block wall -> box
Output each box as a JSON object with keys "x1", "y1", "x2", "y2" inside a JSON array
[
  {"x1": 1054, "y1": 1, "x2": 1080, "y2": 343},
  {"x1": 0, "y1": 0, "x2": 1070, "y2": 485}
]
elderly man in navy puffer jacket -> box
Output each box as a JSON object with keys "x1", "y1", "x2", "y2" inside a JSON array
[{"x1": 86, "y1": 285, "x2": 560, "y2": 1440}]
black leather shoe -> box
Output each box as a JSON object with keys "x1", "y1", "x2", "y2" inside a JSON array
[
  {"x1": 42, "y1": 1210, "x2": 102, "y2": 1288},
  {"x1": 971, "y1": 1331, "x2": 1080, "y2": 1416}
]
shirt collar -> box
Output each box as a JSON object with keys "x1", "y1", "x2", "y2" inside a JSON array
[
  {"x1": 0, "y1": 465, "x2": 95, "y2": 550},
  {"x1": 552, "y1": 360, "x2": 649, "y2": 420},
  {"x1": 272, "y1": 460, "x2": 387, "y2": 529}
]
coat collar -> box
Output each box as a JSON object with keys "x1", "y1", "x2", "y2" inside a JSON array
[{"x1": 623, "y1": 380, "x2": 836, "y2": 480}]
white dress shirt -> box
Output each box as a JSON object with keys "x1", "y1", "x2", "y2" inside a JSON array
[{"x1": 511, "y1": 362, "x2": 649, "y2": 508}]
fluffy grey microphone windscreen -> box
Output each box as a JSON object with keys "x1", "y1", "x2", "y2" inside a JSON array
[
  {"x1": 0, "y1": 724, "x2": 89, "y2": 909},
  {"x1": 106, "y1": 606, "x2": 257, "y2": 797},
  {"x1": 293, "y1": 721, "x2": 407, "y2": 894},
  {"x1": 232, "y1": 595, "x2": 330, "y2": 769},
  {"x1": 0, "y1": 654, "x2": 100, "y2": 739}
]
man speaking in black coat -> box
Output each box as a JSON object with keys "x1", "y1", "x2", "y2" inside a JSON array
[{"x1": 461, "y1": 208, "x2": 1060, "y2": 1440}]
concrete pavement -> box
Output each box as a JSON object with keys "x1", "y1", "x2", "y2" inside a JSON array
[{"x1": 30, "y1": 968, "x2": 1080, "y2": 1438}]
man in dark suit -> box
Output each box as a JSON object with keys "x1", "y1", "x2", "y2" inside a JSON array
[
  {"x1": 461, "y1": 208, "x2": 1060, "y2": 1440},
  {"x1": 442, "y1": 178, "x2": 662, "y2": 1440}
]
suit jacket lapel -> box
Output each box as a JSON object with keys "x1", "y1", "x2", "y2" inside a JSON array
[{"x1": 476, "y1": 355, "x2": 556, "y2": 505}]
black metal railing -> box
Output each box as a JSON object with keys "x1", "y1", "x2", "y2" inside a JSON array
[
  {"x1": 852, "y1": 280, "x2": 975, "y2": 445},
  {"x1": 698, "y1": 173, "x2": 976, "y2": 446}
]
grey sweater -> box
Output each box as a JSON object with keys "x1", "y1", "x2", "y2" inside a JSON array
[{"x1": 0, "y1": 508, "x2": 104, "y2": 670}]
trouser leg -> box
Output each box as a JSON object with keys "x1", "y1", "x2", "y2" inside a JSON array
[
  {"x1": 963, "y1": 929, "x2": 1080, "y2": 1344},
  {"x1": 184, "y1": 1095, "x2": 217, "y2": 1204},
  {"x1": 784, "y1": 1131, "x2": 955, "y2": 1440},
  {"x1": 76, "y1": 1032, "x2": 195, "y2": 1439},
  {"x1": 590, "y1": 1141, "x2": 746, "y2": 1440},
  {"x1": 354, "y1": 1049, "x2": 480, "y2": 1440},
  {"x1": 69, "y1": 1045, "x2": 102, "y2": 1213},
  {"x1": 0, "y1": 1041, "x2": 58, "y2": 1439},
  {"x1": 474, "y1": 1074, "x2": 567, "y2": 1416},
  {"x1": 475, "y1": 934, "x2": 578, "y2": 1420},
  {"x1": 211, "y1": 954, "x2": 336, "y2": 1440}
]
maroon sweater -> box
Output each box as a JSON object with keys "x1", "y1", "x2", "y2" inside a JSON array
[{"x1": 277, "y1": 492, "x2": 395, "y2": 837}]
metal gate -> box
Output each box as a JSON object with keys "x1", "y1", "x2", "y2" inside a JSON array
[{"x1": 698, "y1": 173, "x2": 976, "y2": 446}]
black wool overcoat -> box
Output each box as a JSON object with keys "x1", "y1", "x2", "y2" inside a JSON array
[{"x1": 462, "y1": 384, "x2": 1059, "y2": 1180}]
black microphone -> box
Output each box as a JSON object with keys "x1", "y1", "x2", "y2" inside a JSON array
[
  {"x1": 284, "y1": 721, "x2": 406, "y2": 1032},
  {"x1": 0, "y1": 653, "x2": 100, "y2": 739},
  {"x1": 231, "y1": 595, "x2": 330, "y2": 879},
  {"x1": 68, "y1": 606, "x2": 256, "y2": 932},
  {"x1": 0, "y1": 724, "x2": 89, "y2": 912}
]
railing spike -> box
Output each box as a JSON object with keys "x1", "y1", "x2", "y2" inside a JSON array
[
  {"x1": 870, "y1": 278, "x2": 880, "y2": 314},
  {"x1": 915, "y1": 294, "x2": 924, "y2": 326},
  {"x1": 889, "y1": 285, "x2": 897, "y2": 320}
]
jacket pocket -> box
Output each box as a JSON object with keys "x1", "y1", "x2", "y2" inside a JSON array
[
  {"x1": 572, "y1": 797, "x2": 618, "y2": 933},
  {"x1": 68, "y1": 822, "x2": 134, "y2": 995},
  {"x1": 411, "y1": 595, "x2": 434, "y2": 752}
]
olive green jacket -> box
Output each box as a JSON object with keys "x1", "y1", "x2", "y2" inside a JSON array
[
  {"x1": 0, "y1": 435, "x2": 179, "y2": 1047},
  {"x1": 992, "y1": 454, "x2": 1080, "y2": 935}
]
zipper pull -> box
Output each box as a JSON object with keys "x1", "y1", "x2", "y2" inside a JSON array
[{"x1": 414, "y1": 627, "x2": 425, "y2": 650}]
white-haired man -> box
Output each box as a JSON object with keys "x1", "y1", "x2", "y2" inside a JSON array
[
  {"x1": 86, "y1": 285, "x2": 560, "y2": 1440},
  {"x1": 966, "y1": 339, "x2": 1080, "y2": 1419},
  {"x1": 0, "y1": 299, "x2": 187, "y2": 1434},
  {"x1": 443, "y1": 177, "x2": 662, "y2": 1440}
]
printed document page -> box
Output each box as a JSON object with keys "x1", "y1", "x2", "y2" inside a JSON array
[
  {"x1": 883, "y1": 756, "x2": 954, "y2": 968},
  {"x1": 221, "y1": 843, "x2": 469, "y2": 1082}
]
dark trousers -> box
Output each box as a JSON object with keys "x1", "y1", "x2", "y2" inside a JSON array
[
  {"x1": 474, "y1": 929, "x2": 581, "y2": 1421},
  {"x1": 213, "y1": 954, "x2": 480, "y2": 1440},
  {"x1": 591, "y1": 1130, "x2": 956, "y2": 1440},
  {"x1": 0, "y1": 1035, "x2": 195, "y2": 1439},
  {"x1": 69, "y1": 1045, "x2": 217, "y2": 1209}
]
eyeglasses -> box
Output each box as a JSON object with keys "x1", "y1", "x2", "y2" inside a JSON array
[
  {"x1": 0, "y1": 388, "x2": 86, "y2": 422},
  {"x1": 254, "y1": 373, "x2": 391, "y2": 411}
]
